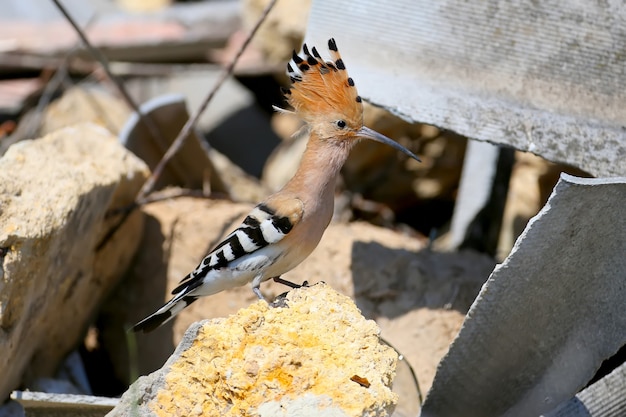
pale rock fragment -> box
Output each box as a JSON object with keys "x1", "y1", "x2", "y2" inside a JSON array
[{"x1": 0, "y1": 123, "x2": 149, "y2": 401}]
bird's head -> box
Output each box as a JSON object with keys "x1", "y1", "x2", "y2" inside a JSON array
[{"x1": 280, "y1": 38, "x2": 421, "y2": 162}]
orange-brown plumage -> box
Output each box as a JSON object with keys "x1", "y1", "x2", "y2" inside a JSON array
[{"x1": 284, "y1": 39, "x2": 363, "y2": 138}]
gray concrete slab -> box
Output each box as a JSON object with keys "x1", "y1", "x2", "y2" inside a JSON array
[
  {"x1": 543, "y1": 360, "x2": 626, "y2": 417},
  {"x1": 420, "y1": 174, "x2": 626, "y2": 416},
  {"x1": 304, "y1": 1, "x2": 626, "y2": 177}
]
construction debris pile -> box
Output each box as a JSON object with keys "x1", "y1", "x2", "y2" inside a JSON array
[{"x1": 0, "y1": 1, "x2": 623, "y2": 416}]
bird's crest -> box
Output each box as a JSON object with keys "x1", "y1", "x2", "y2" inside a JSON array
[{"x1": 281, "y1": 38, "x2": 363, "y2": 129}]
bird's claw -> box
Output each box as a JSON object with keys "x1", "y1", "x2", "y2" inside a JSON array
[{"x1": 269, "y1": 278, "x2": 313, "y2": 308}]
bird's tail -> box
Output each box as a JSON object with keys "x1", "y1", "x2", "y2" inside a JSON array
[{"x1": 131, "y1": 293, "x2": 198, "y2": 333}]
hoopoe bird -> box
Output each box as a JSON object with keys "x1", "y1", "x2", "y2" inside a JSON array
[{"x1": 132, "y1": 38, "x2": 421, "y2": 333}]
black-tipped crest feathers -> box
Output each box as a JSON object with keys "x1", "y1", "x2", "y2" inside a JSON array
[
  {"x1": 282, "y1": 38, "x2": 363, "y2": 129},
  {"x1": 292, "y1": 50, "x2": 304, "y2": 64}
]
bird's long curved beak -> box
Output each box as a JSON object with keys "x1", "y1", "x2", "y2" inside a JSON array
[{"x1": 357, "y1": 126, "x2": 421, "y2": 162}]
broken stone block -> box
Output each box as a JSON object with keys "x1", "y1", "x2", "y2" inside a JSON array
[
  {"x1": 39, "y1": 87, "x2": 132, "y2": 137},
  {"x1": 118, "y1": 94, "x2": 227, "y2": 194},
  {"x1": 108, "y1": 284, "x2": 398, "y2": 417},
  {"x1": 0, "y1": 123, "x2": 149, "y2": 402},
  {"x1": 3, "y1": 86, "x2": 133, "y2": 155}
]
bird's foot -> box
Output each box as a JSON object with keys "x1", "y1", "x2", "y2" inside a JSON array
[
  {"x1": 269, "y1": 277, "x2": 311, "y2": 308},
  {"x1": 251, "y1": 278, "x2": 310, "y2": 304}
]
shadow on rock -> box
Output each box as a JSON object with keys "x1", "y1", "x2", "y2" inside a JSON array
[
  {"x1": 350, "y1": 240, "x2": 495, "y2": 320},
  {"x1": 87, "y1": 213, "x2": 175, "y2": 396}
]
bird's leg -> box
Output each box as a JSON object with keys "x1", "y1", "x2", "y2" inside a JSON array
[
  {"x1": 252, "y1": 286, "x2": 265, "y2": 300},
  {"x1": 273, "y1": 276, "x2": 308, "y2": 288},
  {"x1": 252, "y1": 274, "x2": 266, "y2": 301}
]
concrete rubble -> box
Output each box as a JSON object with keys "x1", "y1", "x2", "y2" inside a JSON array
[
  {"x1": 0, "y1": 1, "x2": 623, "y2": 415},
  {"x1": 421, "y1": 174, "x2": 626, "y2": 417}
]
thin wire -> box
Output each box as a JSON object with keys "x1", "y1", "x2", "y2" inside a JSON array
[{"x1": 136, "y1": 0, "x2": 279, "y2": 201}]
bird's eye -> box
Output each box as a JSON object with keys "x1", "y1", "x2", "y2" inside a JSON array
[{"x1": 336, "y1": 120, "x2": 347, "y2": 129}]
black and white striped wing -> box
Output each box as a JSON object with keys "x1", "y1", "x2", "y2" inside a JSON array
[{"x1": 172, "y1": 201, "x2": 302, "y2": 294}]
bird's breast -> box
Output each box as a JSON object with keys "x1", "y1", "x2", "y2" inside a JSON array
[{"x1": 263, "y1": 202, "x2": 331, "y2": 278}]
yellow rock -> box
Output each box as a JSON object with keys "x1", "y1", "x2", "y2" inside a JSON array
[{"x1": 111, "y1": 284, "x2": 398, "y2": 417}]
